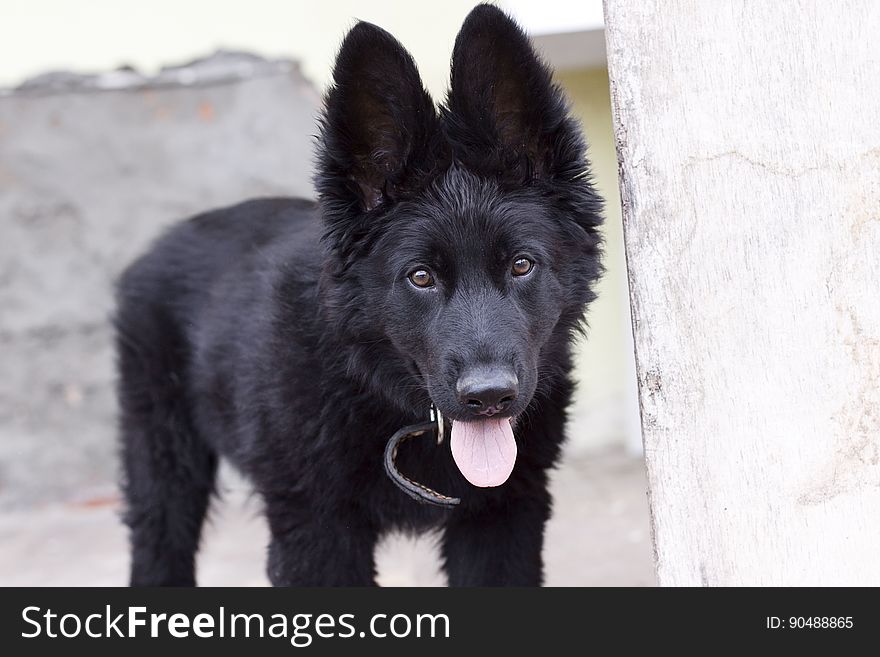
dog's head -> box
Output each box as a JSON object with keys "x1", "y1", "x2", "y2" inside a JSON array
[{"x1": 317, "y1": 5, "x2": 602, "y2": 486}]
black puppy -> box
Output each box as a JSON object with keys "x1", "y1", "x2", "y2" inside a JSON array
[{"x1": 116, "y1": 4, "x2": 602, "y2": 586}]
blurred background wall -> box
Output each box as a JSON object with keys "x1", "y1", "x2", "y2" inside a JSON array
[{"x1": 0, "y1": 0, "x2": 640, "y2": 508}]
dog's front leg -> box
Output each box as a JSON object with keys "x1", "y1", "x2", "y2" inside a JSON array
[
  {"x1": 263, "y1": 494, "x2": 378, "y2": 586},
  {"x1": 440, "y1": 486, "x2": 551, "y2": 587}
]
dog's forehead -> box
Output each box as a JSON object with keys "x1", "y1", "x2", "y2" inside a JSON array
[
  {"x1": 374, "y1": 167, "x2": 554, "y2": 274},
  {"x1": 396, "y1": 199, "x2": 541, "y2": 259},
  {"x1": 413, "y1": 171, "x2": 547, "y2": 241}
]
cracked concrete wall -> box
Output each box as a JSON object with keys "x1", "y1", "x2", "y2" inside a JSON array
[
  {"x1": 606, "y1": 0, "x2": 880, "y2": 584},
  {"x1": 0, "y1": 53, "x2": 319, "y2": 508}
]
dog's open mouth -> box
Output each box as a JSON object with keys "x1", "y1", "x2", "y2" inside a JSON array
[{"x1": 450, "y1": 417, "x2": 517, "y2": 487}]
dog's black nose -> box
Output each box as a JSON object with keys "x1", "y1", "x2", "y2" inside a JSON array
[{"x1": 456, "y1": 366, "x2": 519, "y2": 416}]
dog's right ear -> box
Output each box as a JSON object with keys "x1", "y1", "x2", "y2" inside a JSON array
[{"x1": 317, "y1": 22, "x2": 438, "y2": 224}]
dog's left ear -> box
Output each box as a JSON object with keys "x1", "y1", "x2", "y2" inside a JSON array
[{"x1": 444, "y1": 4, "x2": 584, "y2": 183}]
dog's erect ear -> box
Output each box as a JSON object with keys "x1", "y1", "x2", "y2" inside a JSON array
[
  {"x1": 317, "y1": 22, "x2": 438, "y2": 216},
  {"x1": 445, "y1": 4, "x2": 582, "y2": 182}
]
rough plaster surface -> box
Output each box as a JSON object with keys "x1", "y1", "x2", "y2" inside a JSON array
[
  {"x1": 605, "y1": 0, "x2": 880, "y2": 584},
  {"x1": 0, "y1": 52, "x2": 319, "y2": 508}
]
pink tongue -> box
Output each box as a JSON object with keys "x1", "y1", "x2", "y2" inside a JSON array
[{"x1": 450, "y1": 418, "x2": 517, "y2": 487}]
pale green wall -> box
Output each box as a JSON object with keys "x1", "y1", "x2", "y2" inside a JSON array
[{"x1": 556, "y1": 68, "x2": 640, "y2": 452}]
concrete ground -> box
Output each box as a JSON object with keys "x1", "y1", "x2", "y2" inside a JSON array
[{"x1": 0, "y1": 448, "x2": 655, "y2": 587}]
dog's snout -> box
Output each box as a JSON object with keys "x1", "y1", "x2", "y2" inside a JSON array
[{"x1": 456, "y1": 366, "x2": 519, "y2": 416}]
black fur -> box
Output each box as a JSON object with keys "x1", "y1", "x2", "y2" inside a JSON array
[{"x1": 116, "y1": 4, "x2": 602, "y2": 587}]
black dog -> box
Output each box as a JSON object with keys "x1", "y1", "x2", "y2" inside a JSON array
[{"x1": 115, "y1": 4, "x2": 602, "y2": 586}]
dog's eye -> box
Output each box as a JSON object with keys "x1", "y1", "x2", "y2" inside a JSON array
[
  {"x1": 408, "y1": 269, "x2": 435, "y2": 288},
  {"x1": 511, "y1": 257, "x2": 534, "y2": 277}
]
